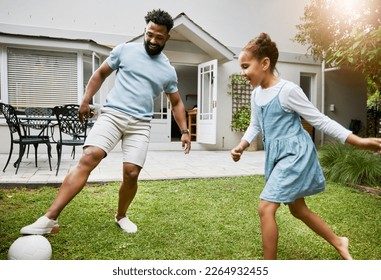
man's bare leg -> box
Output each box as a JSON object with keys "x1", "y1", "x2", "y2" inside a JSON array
[
  {"x1": 45, "y1": 146, "x2": 106, "y2": 219},
  {"x1": 115, "y1": 162, "x2": 141, "y2": 233},
  {"x1": 20, "y1": 146, "x2": 106, "y2": 235}
]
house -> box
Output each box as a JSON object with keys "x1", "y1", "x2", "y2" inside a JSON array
[{"x1": 0, "y1": 0, "x2": 367, "y2": 154}]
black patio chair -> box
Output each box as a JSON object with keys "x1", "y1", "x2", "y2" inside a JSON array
[
  {"x1": 53, "y1": 104, "x2": 88, "y2": 176},
  {"x1": 24, "y1": 107, "x2": 54, "y2": 158},
  {"x1": 0, "y1": 102, "x2": 52, "y2": 174}
]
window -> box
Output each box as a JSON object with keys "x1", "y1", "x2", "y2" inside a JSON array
[
  {"x1": 92, "y1": 52, "x2": 101, "y2": 104},
  {"x1": 83, "y1": 53, "x2": 92, "y2": 98},
  {"x1": 199, "y1": 65, "x2": 213, "y2": 120},
  {"x1": 300, "y1": 74, "x2": 312, "y2": 100},
  {"x1": 83, "y1": 52, "x2": 101, "y2": 105},
  {"x1": 7, "y1": 48, "x2": 78, "y2": 109},
  {"x1": 0, "y1": 51, "x2": 2, "y2": 101},
  {"x1": 153, "y1": 92, "x2": 168, "y2": 119},
  {"x1": 300, "y1": 73, "x2": 316, "y2": 140},
  {"x1": 0, "y1": 46, "x2": 4, "y2": 102}
]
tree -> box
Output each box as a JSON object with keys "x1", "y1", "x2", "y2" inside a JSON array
[{"x1": 294, "y1": 0, "x2": 381, "y2": 94}]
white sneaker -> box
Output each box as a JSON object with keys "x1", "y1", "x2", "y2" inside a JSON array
[
  {"x1": 20, "y1": 216, "x2": 59, "y2": 235},
  {"x1": 115, "y1": 215, "x2": 137, "y2": 233}
]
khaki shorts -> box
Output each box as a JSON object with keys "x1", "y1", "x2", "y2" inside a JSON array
[{"x1": 84, "y1": 107, "x2": 151, "y2": 167}]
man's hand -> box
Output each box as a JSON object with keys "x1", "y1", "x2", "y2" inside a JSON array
[
  {"x1": 181, "y1": 133, "x2": 191, "y2": 154},
  {"x1": 79, "y1": 103, "x2": 93, "y2": 123}
]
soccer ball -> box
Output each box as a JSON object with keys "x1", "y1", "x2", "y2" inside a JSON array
[{"x1": 7, "y1": 235, "x2": 52, "y2": 260}]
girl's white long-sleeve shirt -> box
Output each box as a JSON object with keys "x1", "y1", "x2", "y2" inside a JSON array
[{"x1": 242, "y1": 79, "x2": 352, "y2": 144}]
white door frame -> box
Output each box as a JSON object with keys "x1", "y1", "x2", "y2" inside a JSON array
[
  {"x1": 150, "y1": 92, "x2": 171, "y2": 142},
  {"x1": 197, "y1": 59, "x2": 218, "y2": 144}
]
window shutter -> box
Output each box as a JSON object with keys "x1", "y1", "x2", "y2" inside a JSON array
[{"x1": 7, "y1": 48, "x2": 78, "y2": 109}]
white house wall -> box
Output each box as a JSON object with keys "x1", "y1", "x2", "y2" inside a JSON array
[
  {"x1": 0, "y1": 0, "x2": 310, "y2": 51},
  {"x1": 215, "y1": 51, "x2": 323, "y2": 150},
  {"x1": 324, "y1": 68, "x2": 367, "y2": 139},
  {"x1": 0, "y1": 0, "x2": 367, "y2": 154}
]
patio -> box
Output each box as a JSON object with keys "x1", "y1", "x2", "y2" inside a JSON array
[{"x1": 0, "y1": 150, "x2": 265, "y2": 187}]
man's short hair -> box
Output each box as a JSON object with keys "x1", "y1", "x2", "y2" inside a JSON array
[{"x1": 145, "y1": 9, "x2": 174, "y2": 32}]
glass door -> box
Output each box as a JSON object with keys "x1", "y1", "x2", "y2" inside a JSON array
[{"x1": 197, "y1": 59, "x2": 217, "y2": 144}]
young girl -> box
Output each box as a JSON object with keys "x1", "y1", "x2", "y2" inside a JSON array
[{"x1": 231, "y1": 33, "x2": 381, "y2": 260}]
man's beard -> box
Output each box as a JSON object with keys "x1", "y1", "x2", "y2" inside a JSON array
[{"x1": 144, "y1": 40, "x2": 165, "y2": 56}]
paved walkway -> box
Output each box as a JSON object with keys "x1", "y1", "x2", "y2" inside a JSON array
[{"x1": 0, "y1": 150, "x2": 265, "y2": 187}]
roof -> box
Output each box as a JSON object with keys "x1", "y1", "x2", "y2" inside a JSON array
[{"x1": 129, "y1": 13, "x2": 235, "y2": 64}]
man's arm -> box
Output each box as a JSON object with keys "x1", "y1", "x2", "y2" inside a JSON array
[
  {"x1": 79, "y1": 62, "x2": 114, "y2": 121},
  {"x1": 167, "y1": 91, "x2": 191, "y2": 154}
]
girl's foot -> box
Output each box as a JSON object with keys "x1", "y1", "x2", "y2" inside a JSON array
[{"x1": 337, "y1": 237, "x2": 352, "y2": 260}]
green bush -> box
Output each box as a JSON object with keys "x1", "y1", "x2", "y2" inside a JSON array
[
  {"x1": 318, "y1": 142, "x2": 381, "y2": 188},
  {"x1": 231, "y1": 105, "x2": 251, "y2": 132}
]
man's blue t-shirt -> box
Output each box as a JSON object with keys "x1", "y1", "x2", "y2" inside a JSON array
[{"x1": 104, "y1": 42, "x2": 178, "y2": 121}]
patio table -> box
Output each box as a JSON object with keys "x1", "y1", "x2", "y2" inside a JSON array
[
  {"x1": 14, "y1": 115, "x2": 57, "y2": 168},
  {"x1": 18, "y1": 115, "x2": 58, "y2": 142}
]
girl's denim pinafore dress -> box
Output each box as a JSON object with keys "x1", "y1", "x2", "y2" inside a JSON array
[{"x1": 255, "y1": 84, "x2": 325, "y2": 204}]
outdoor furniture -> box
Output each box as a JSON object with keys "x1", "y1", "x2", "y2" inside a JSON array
[
  {"x1": 0, "y1": 102, "x2": 52, "y2": 174},
  {"x1": 23, "y1": 107, "x2": 55, "y2": 158},
  {"x1": 187, "y1": 109, "x2": 197, "y2": 141},
  {"x1": 53, "y1": 104, "x2": 88, "y2": 175}
]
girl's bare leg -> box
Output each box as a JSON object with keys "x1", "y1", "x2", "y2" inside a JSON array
[
  {"x1": 258, "y1": 200, "x2": 281, "y2": 259},
  {"x1": 288, "y1": 198, "x2": 352, "y2": 260}
]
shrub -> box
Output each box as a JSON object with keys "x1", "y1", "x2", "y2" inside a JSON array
[
  {"x1": 318, "y1": 142, "x2": 381, "y2": 188},
  {"x1": 231, "y1": 105, "x2": 251, "y2": 132}
]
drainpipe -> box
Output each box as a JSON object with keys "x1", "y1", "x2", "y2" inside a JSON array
[{"x1": 321, "y1": 52, "x2": 325, "y2": 146}]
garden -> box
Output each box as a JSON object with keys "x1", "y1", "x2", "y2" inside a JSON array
[{"x1": 1, "y1": 170, "x2": 380, "y2": 260}]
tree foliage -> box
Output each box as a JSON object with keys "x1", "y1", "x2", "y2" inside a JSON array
[{"x1": 294, "y1": 0, "x2": 381, "y2": 92}]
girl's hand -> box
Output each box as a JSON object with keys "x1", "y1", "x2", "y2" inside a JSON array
[
  {"x1": 362, "y1": 137, "x2": 381, "y2": 154},
  {"x1": 231, "y1": 140, "x2": 250, "y2": 162},
  {"x1": 346, "y1": 134, "x2": 381, "y2": 154},
  {"x1": 231, "y1": 146, "x2": 244, "y2": 162}
]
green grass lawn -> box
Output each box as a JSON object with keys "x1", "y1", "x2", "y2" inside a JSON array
[{"x1": 1, "y1": 176, "x2": 380, "y2": 260}]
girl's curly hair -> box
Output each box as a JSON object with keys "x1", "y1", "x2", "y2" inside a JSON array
[{"x1": 243, "y1": 33, "x2": 279, "y2": 72}]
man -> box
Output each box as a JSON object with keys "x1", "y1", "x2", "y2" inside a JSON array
[{"x1": 21, "y1": 9, "x2": 191, "y2": 234}]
